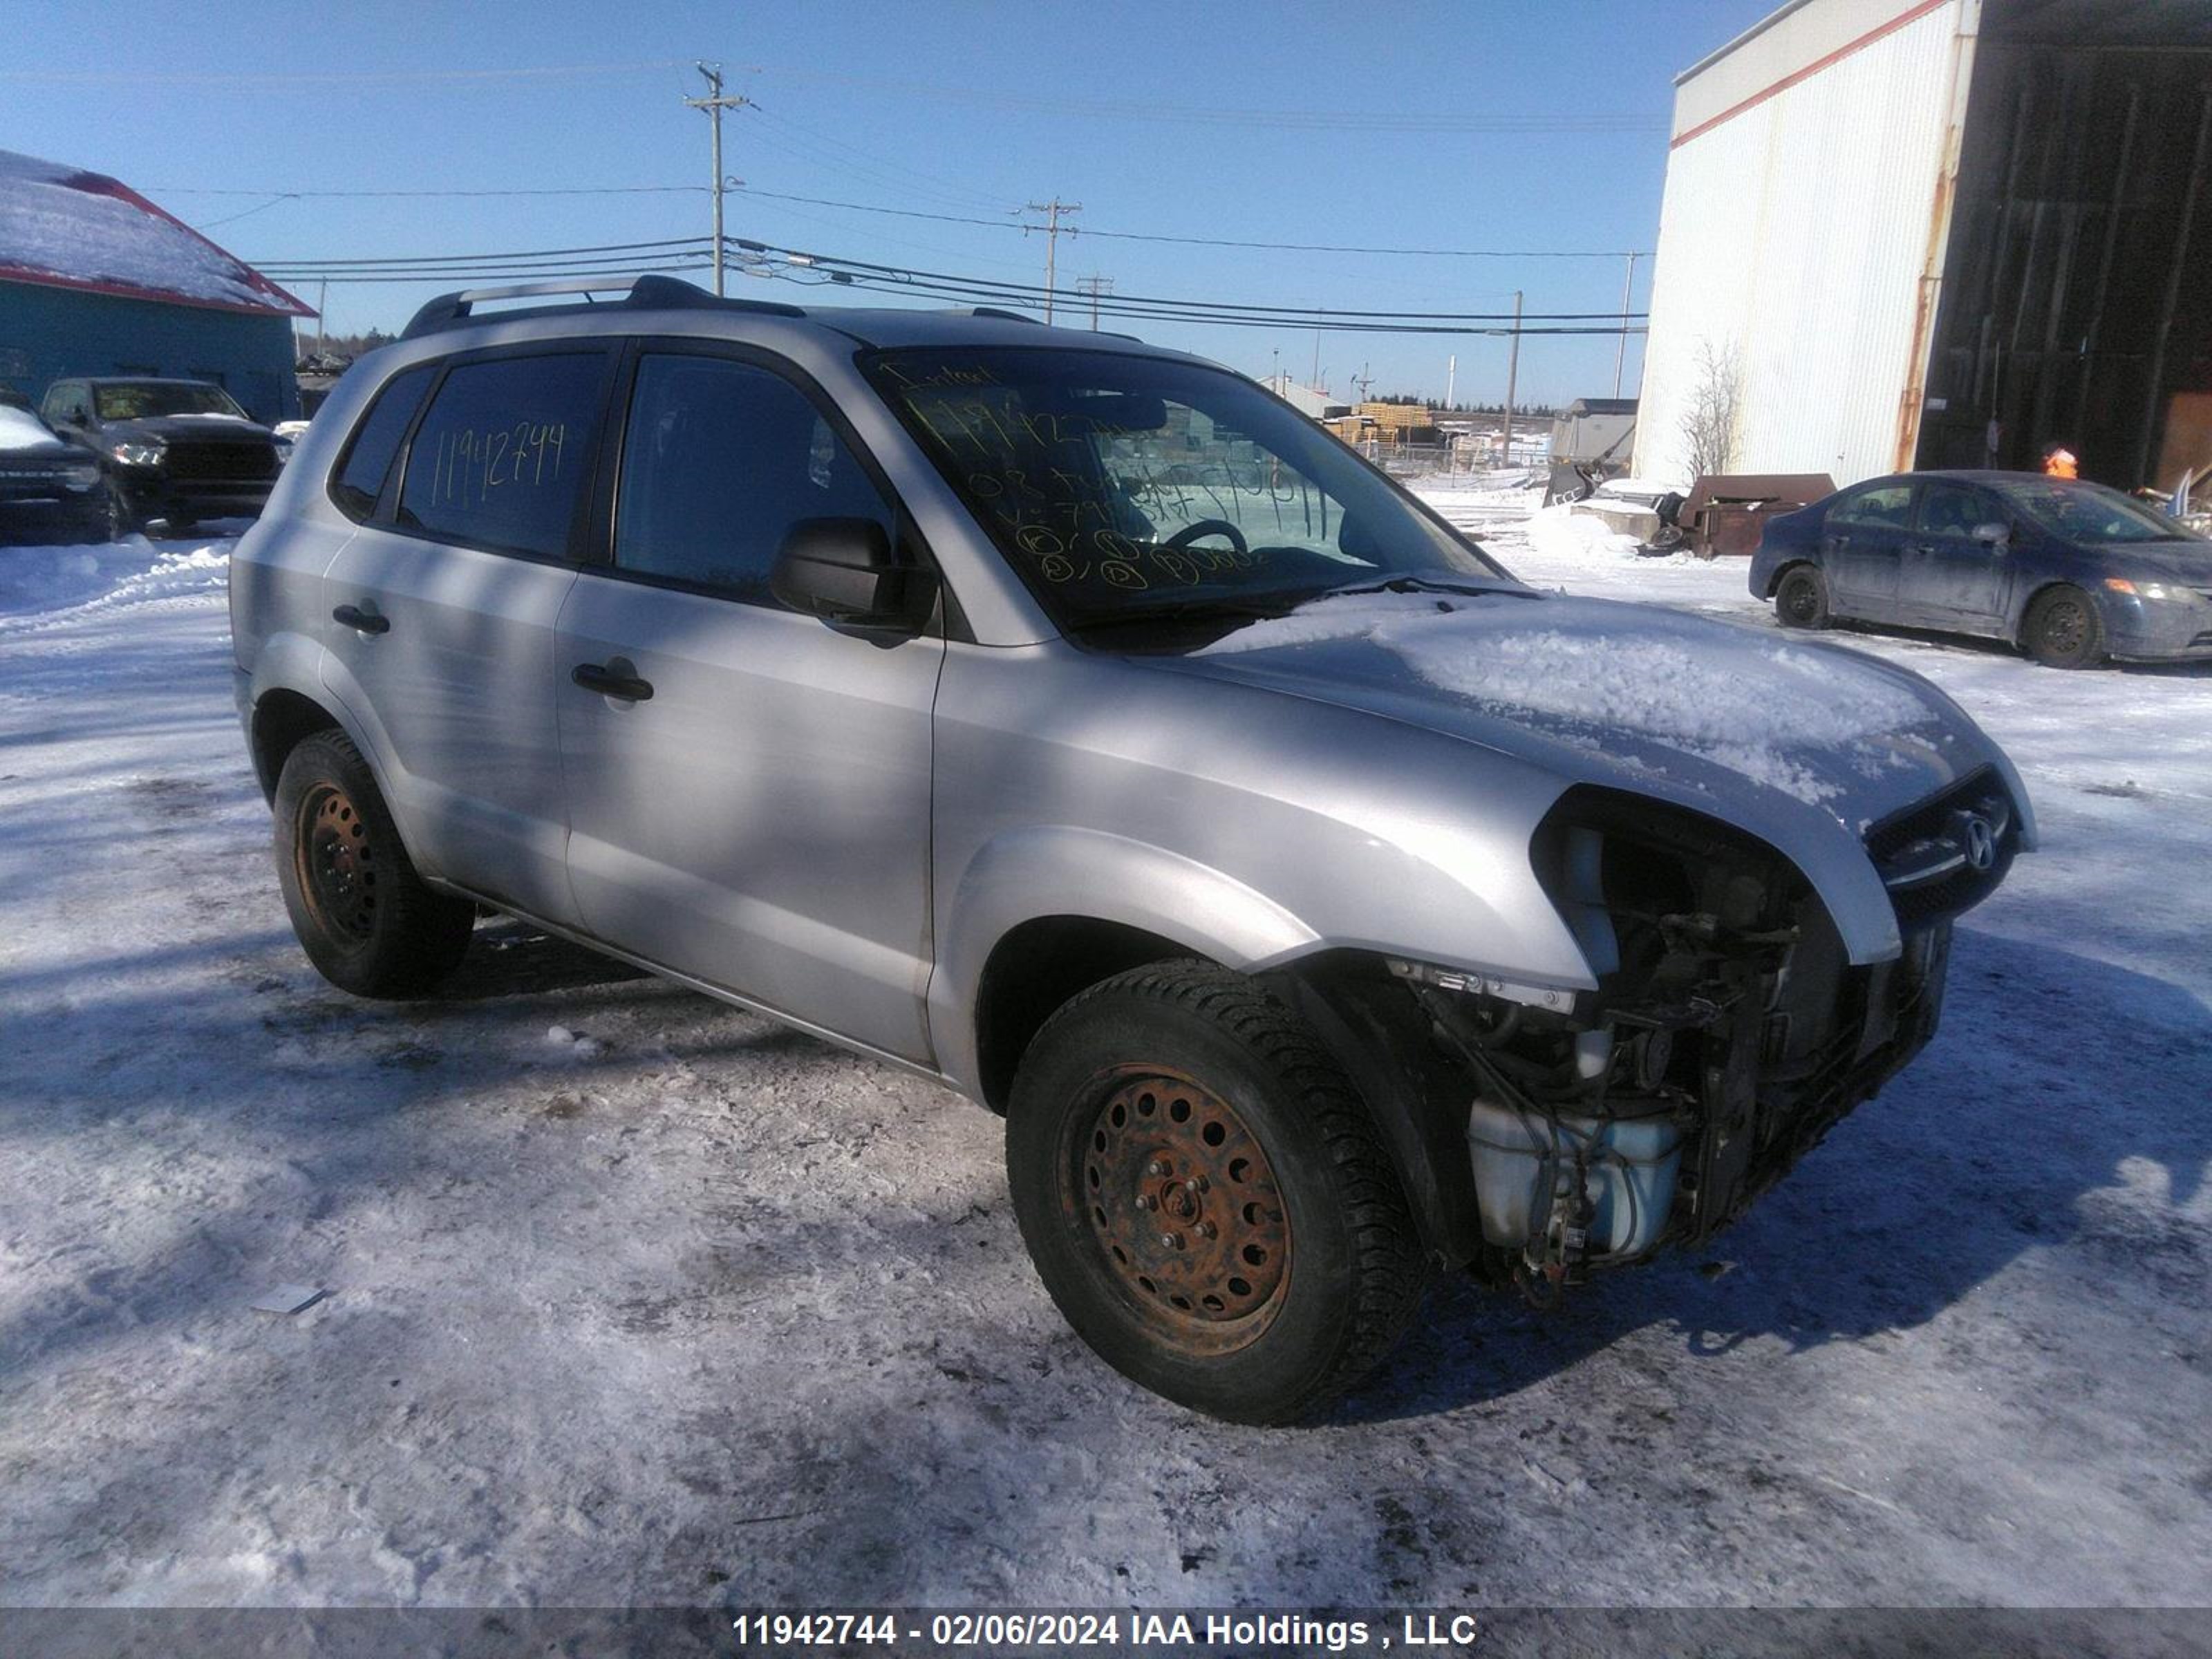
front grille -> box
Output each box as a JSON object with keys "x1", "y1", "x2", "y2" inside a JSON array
[
  {"x1": 1864, "y1": 767, "x2": 2016, "y2": 926},
  {"x1": 165, "y1": 440, "x2": 274, "y2": 482}
]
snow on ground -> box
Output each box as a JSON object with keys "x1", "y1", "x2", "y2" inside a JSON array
[{"x1": 1, "y1": 511, "x2": 2209, "y2": 1624}]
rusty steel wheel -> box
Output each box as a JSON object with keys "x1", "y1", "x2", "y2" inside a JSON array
[
  {"x1": 1006, "y1": 961, "x2": 1430, "y2": 1423},
  {"x1": 1072, "y1": 1068, "x2": 1290, "y2": 1353},
  {"x1": 297, "y1": 782, "x2": 379, "y2": 942},
  {"x1": 272, "y1": 729, "x2": 475, "y2": 998}
]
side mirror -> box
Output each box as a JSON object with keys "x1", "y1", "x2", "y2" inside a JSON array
[
  {"x1": 770, "y1": 517, "x2": 935, "y2": 632},
  {"x1": 1972, "y1": 521, "x2": 2011, "y2": 547}
]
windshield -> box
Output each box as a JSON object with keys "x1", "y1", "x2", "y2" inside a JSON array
[
  {"x1": 93, "y1": 382, "x2": 247, "y2": 421},
  {"x1": 1990, "y1": 478, "x2": 2205, "y2": 546},
  {"x1": 862, "y1": 346, "x2": 1511, "y2": 633}
]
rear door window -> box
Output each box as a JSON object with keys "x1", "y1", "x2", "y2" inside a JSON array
[
  {"x1": 611, "y1": 353, "x2": 895, "y2": 604},
  {"x1": 395, "y1": 351, "x2": 607, "y2": 559},
  {"x1": 330, "y1": 364, "x2": 435, "y2": 521}
]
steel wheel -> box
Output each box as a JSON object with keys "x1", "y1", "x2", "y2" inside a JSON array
[
  {"x1": 297, "y1": 782, "x2": 379, "y2": 941},
  {"x1": 2023, "y1": 583, "x2": 2105, "y2": 668},
  {"x1": 1776, "y1": 565, "x2": 1828, "y2": 628},
  {"x1": 1071, "y1": 1067, "x2": 1291, "y2": 1353}
]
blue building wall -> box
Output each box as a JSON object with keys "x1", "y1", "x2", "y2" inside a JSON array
[{"x1": 0, "y1": 280, "x2": 299, "y2": 422}]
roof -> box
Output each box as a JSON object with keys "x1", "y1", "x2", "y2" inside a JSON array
[
  {"x1": 395, "y1": 276, "x2": 1188, "y2": 358},
  {"x1": 1563, "y1": 398, "x2": 1638, "y2": 416},
  {"x1": 0, "y1": 149, "x2": 312, "y2": 319}
]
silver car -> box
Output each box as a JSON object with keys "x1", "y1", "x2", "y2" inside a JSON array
[{"x1": 230, "y1": 276, "x2": 2032, "y2": 1422}]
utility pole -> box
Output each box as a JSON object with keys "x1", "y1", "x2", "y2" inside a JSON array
[
  {"x1": 685, "y1": 62, "x2": 747, "y2": 295},
  {"x1": 1445, "y1": 353, "x2": 1456, "y2": 408},
  {"x1": 1501, "y1": 290, "x2": 1523, "y2": 471},
  {"x1": 1075, "y1": 274, "x2": 1113, "y2": 330},
  {"x1": 1613, "y1": 252, "x2": 1640, "y2": 398},
  {"x1": 315, "y1": 276, "x2": 327, "y2": 355},
  {"x1": 1023, "y1": 198, "x2": 1080, "y2": 324}
]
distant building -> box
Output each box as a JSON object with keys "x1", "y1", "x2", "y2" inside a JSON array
[
  {"x1": 1636, "y1": 0, "x2": 2212, "y2": 490},
  {"x1": 1262, "y1": 374, "x2": 1351, "y2": 421},
  {"x1": 0, "y1": 148, "x2": 313, "y2": 421}
]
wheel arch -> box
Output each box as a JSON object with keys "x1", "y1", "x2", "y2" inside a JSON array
[
  {"x1": 248, "y1": 686, "x2": 344, "y2": 803},
  {"x1": 1768, "y1": 556, "x2": 1819, "y2": 599},
  {"x1": 2013, "y1": 576, "x2": 2101, "y2": 647}
]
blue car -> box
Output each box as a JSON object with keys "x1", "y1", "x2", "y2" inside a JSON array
[{"x1": 1748, "y1": 471, "x2": 2212, "y2": 668}]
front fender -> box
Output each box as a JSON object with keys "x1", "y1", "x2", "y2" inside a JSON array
[{"x1": 930, "y1": 827, "x2": 1321, "y2": 1096}]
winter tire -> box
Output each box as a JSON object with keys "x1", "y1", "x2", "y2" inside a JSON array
[
  {"x1": 1775, "y1": 565, "x2": 1830, "y2": 629},
  {"x1": 2022, "y1": 583, "x2": 2106, "y2": 668},
  {"x1": 272, "y1": 729, "x2": 475, "y2": 997},
  {"x1": 1006, "y1": 960, "x2": 1430, "y2": 1424}
]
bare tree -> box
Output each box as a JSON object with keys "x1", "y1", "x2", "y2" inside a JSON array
[{"x1": 1678, "y1": 340, "x2": 1743, "y2": 479}]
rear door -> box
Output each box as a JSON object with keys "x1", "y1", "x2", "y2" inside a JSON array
[
  {"x1": 1904, "y1": 478, "x2": 2013, "y2": 631},
  {"x1": 1819, "y1": 480, "x2": 1915, "y2": 618},
  {"x1": 319, "y1": 346, "x2": 614, "y2": 926},
  {"x1": 554, "y1": 344, "x2": 943, "y2": 1061}
]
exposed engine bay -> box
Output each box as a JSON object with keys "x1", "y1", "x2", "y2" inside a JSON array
[{"x1": 1313, "y1": 777, "x2": 2021, "y2": 1305}]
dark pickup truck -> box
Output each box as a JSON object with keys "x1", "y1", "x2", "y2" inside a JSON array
[{"x1": 39, "y1": 377, "x2": 281, "y2": 533}]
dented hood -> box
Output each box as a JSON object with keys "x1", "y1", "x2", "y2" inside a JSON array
[{"x1": 1153, "y1": 589, "x2": 2034, "y2": 958}]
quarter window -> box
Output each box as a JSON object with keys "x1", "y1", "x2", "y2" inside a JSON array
[
  {"x1": 395, "y1": 352, "x2": 606, "y2": 559},
  {"x1": 330, "y1": 364, "x2": 434, "y2": 521},
  {"x1": 612, "y1": 353, "x2": 894, "y2": 603},
  {"x1": 1832, "y1": 483, "x2": 1914, "y2": 528}
]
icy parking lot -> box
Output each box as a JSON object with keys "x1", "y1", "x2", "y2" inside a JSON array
[{"x1": 2, "y1": 500, "x2": 2209, "y2": 1613}]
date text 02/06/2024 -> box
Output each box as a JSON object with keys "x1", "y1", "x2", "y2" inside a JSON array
[{"x1": 728, "y1": 1611, "x2": 1485, "y2": 1651}]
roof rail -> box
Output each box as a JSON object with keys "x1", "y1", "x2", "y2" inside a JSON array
[
  {"x1": 944, "y1": 306, "x2": 1042, "y2": 326},
  {"x1": 400, "y1": 273, "x2": 806, "y2": 340}
]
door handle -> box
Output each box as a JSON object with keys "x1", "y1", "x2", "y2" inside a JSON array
[
  {"x1": 571, "y1": 662, "x2": 655, "y2": 702},
  {"x1": 332, "y1": 603, "x2": 389, "y2": 635}
]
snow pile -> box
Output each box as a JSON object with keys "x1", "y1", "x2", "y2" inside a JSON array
[
  {"x1": 0, "y1": 148, "x2": 307, "y2": 315},
  {"x1": 0, "y1": 537, "x2": 232, "y2": 622},
  {"x1": 1523, "y1": 500, "x2": 1647, "y2": 563}
]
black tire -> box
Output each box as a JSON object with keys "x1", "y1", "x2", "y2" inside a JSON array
[
  {"x1": 2021, "y1": 583, "x2": 2106, "y2": 668},
  {"x1": 272, "y1": 730, "x2": 475, "y2": 997},
  {"x1": 1006, "y1": 960, "x2": 1430, "y2": 1423},
  {"x1": 1774, "y1": 564, "x2": 1830, "y2": 629}
]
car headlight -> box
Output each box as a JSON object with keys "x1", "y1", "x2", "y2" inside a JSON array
[
  {"x1": 109, "y1": 440, "x2": 166, "y2": 467},
  {"x1": 2103, "y1": 577, "x2": 2184, "y2": 601}
]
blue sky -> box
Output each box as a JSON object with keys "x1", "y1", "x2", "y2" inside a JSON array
[{"x1": 8, "y1": 0, "x2": 1776, "y2": 405}]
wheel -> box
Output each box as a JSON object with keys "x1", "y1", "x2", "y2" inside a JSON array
[
  {"x1": 1774, "y1": 564, "x2": 1830, "y2": 629},
  {"x1": 2021, "y1": 583, "x2": 2106, "y2": 668},
  {"x1": 272, "y1": 730, "x2": 476, "y2": 997},
  {"x1": 1006, "y1": 960, "x2": 1430, "y2": 1423}
]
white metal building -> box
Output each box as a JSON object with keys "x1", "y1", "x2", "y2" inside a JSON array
[{"x1": 1635, "y1": 0, "x2": 2212, "y2": 491}]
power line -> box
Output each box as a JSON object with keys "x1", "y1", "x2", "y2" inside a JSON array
[
  {"x1": 722, "y1": 63, "x2": 1667, "y2": 134},
  {"x1": 158, "y1": 183, "x2": 706, "y2": 199},
  {"x1": 734, "y1": 187, "x2": 1647, "y2": 259},
  {"x1": 254, "y1": 236, "x2": 715, "y2": 270}
]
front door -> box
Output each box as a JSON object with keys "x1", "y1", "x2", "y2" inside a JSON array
[
  {"x1": 1821, "y1": 480, "x2": 1915, "y2": 618},
  {"x1": 1904, "y1": 478, "x2": 2012, "y2": 630},
  {"x1": 320, "y1": 346, "x2": 611, "y2": 926},
  {"x1": 554, "y1": 348, "x2": 944, "y2": 1062}
]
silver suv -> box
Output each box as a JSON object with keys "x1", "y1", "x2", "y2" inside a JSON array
[{"x1": 231, "y1": 276, "x2": 2031, "y2": 1422}]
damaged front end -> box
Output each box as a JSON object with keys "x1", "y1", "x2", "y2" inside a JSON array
[{"x1": 1374, "y1": 779, "x2": 2018, "y2": 1304}]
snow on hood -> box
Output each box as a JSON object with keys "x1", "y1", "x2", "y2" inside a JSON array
[
  {"x1": 0, "y1": 407, "x2": 65, "y2": 451},
  {"x1": 1185, "y1": 588, "x2": 1969, "y2": 819}
]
